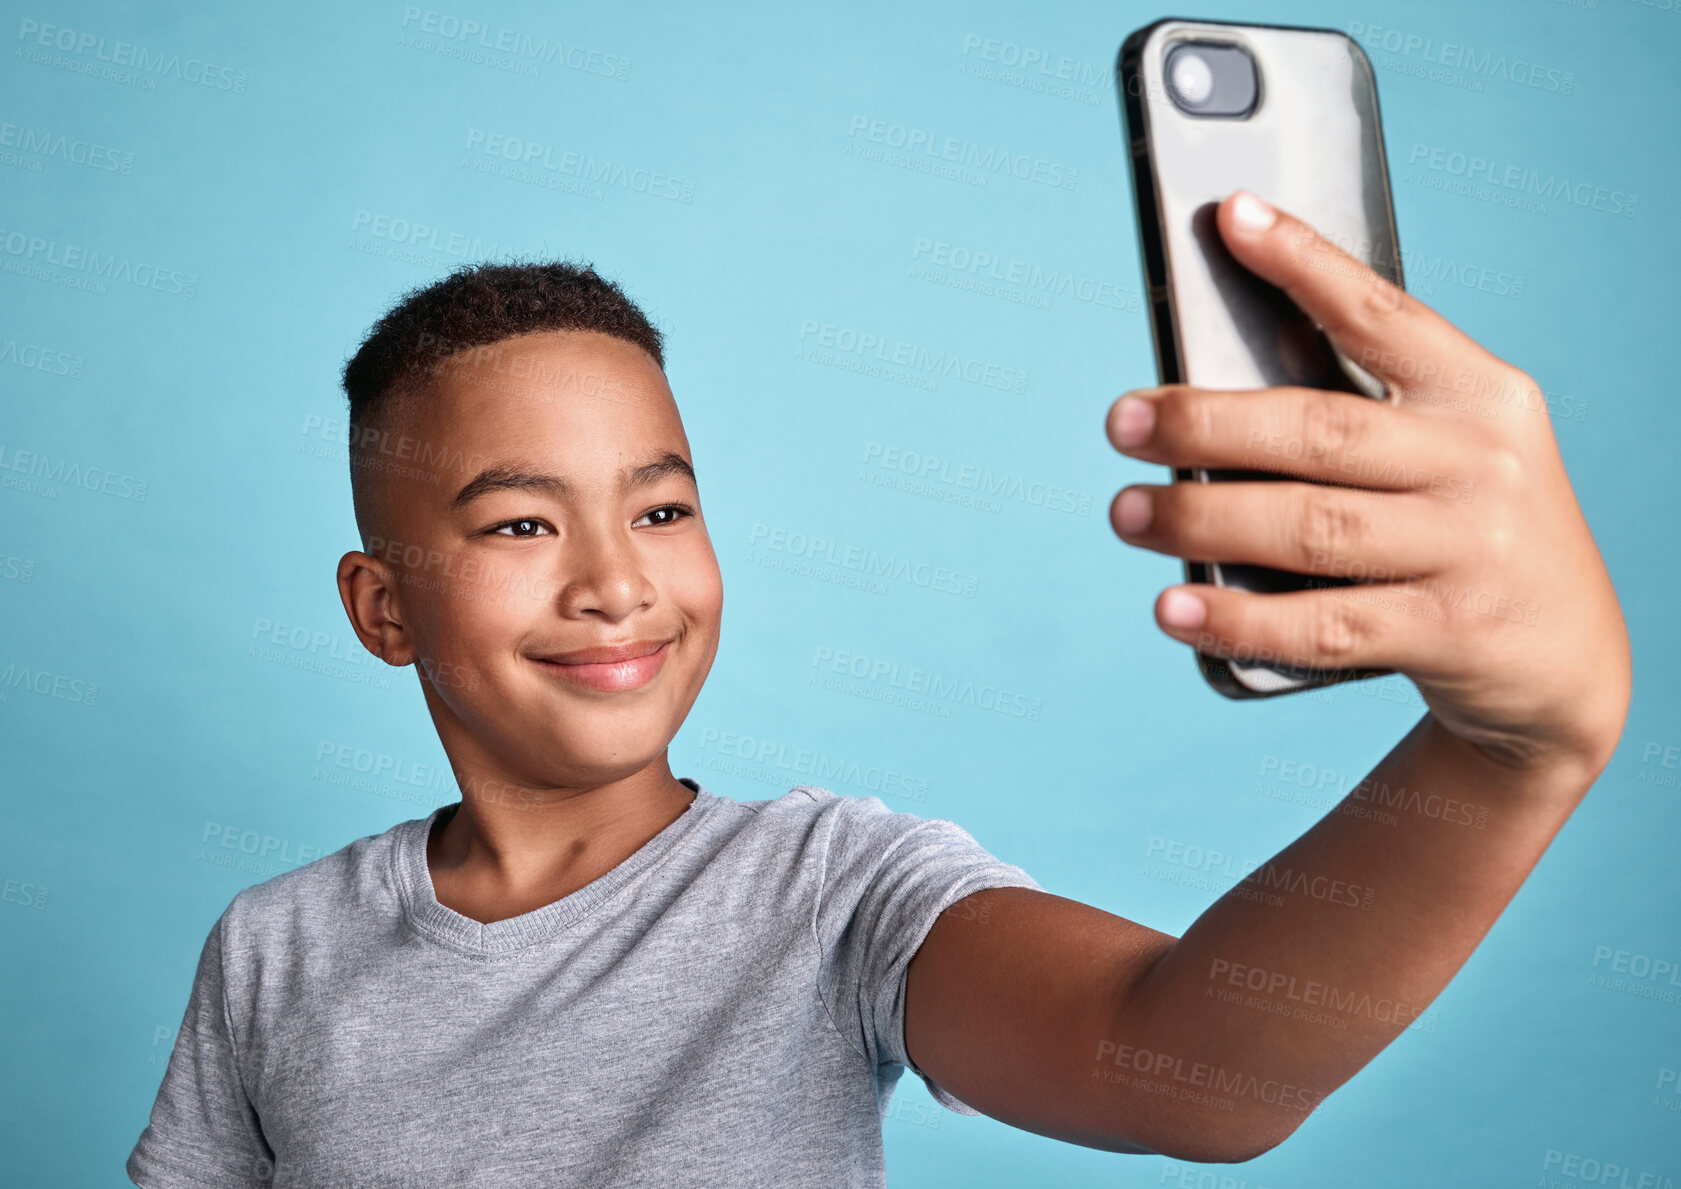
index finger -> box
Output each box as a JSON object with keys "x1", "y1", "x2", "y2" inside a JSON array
[{"x1": 1214, "y1": 191, "x2": 1502, "y2": 396}]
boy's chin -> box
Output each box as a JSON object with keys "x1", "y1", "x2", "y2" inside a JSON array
[{"x1": 520, "y1": 728, "x2": 677, "y2": 780}]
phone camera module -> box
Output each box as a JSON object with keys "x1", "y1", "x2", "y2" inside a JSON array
[
  {"x1": 1163, "y1": 41, "x2": 1258, "y2": 117},
  {"x1": 1168, "y1": 51, "x2": 1214, "y2": 107}
]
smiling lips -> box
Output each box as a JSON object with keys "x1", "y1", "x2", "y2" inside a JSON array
[{"x1": 532, "y1": 638, "x2": 671, "y2": 691}]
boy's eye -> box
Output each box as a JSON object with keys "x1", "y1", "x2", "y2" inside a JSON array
[
  {"x1": 487, "y1": 505, "x2": 693, "y2": 537},
  {"x1": 490, "y1": 519, "x2": 552, "y2": 537},
  {"x1": 637, "y1": 504, "x2": 694, "y2": 528}
]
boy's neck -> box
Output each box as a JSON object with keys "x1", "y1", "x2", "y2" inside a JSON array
[{"x1": 424, "y1": 770, "x2": 696, "y2": 926}]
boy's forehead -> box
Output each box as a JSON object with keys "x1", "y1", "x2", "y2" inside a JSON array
[
  {"x1": 420, "y1": 332, "x2": 677, "y2": 432},
  {"x1": 430, "y1": 329, "x2": 666, "y2": 405},
  {"x1": 388, "y1": 331, "x2": 687, "y2": 496}
]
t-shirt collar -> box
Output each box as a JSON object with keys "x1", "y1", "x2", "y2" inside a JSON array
[{"x1": 391, "y1": 777, "x2": 720, "y2": 956}]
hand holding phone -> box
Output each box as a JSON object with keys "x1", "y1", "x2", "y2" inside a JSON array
[{"x1": 1104, "y1": 187, "x2": 1628, "y2": 773}]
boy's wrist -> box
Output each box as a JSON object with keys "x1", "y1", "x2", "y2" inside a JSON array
[{"x1": 1417, "y1": 711, "x2": 1600, "y2": 818}]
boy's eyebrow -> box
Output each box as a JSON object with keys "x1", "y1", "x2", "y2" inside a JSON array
[{"x1": 449, "y1": 451, "x2": 696, "y2": 511}]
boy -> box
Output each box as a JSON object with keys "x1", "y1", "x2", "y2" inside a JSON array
[{"x1": 127, "y1": 192, "x2": 1630, "y2": 1186}]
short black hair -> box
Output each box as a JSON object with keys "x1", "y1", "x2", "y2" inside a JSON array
[{"x1": 339, "y1": 259, "x2": 665, "y2": 542}]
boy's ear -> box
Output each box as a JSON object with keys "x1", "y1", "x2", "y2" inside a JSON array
[{"x1": 336, "y1": 550, "x2": 419, "y2": 667}]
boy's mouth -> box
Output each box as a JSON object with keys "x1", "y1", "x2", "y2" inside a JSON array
[{"x1": 529, "y1": 638, "x2": 673, "y2": 692}]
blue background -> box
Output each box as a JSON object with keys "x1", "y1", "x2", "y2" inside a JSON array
[{"x1": 2, "y1": 0, "x2": 1677, "y2": 1184}]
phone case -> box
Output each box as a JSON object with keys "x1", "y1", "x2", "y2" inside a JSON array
[{"x1": 1116, "y1": 17, "x2": 1404, "y2": 698}]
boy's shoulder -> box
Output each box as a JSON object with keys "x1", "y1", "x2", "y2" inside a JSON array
[
  {"x1": 750, "y1": 783, "x2": 926, "y2": 817},
  {"x1": 218, "y1": 811, "x2": 419, "y2": 935},
  {"x1": 739, "y1": 784, "x2": 946, "y2": 839},
  {"x1": 746, "y1": 785, "x2": 995, "y2": 872}
]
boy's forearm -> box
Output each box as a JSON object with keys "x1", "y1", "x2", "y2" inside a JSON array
[{"x1": 1111, "y1": 710, "x2": 1595, "y2": 1151}]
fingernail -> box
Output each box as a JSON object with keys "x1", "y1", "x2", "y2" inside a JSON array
[
  {"x1": 1115, "y1": 395, "x2": 1155, "y2": 447},
  {"x1": 1230, "y1": 191, "x2": 1277, "y2": 234},
  {"x1": 1117, "y1": 487, "x2": 1152, "y2": 534},
  {"x1": 1160, "y1": 588, "x2": 1207, "y2": 630}
]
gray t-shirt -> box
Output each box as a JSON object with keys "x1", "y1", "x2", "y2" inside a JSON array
[{"x1": 127, "y1": 779, "x2": 1042, "y2": 1188}]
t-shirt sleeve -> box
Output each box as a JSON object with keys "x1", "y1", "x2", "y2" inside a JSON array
[
  {"x1": 808, "y1": 790, "x2": 1043, "y2": 1116},
  {"x1": 127, "y1": 907, "x2": 275, "y2": 1188}
]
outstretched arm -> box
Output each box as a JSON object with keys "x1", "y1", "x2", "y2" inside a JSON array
[{"x1": 901, "y1": 191, "x2": 1631, "y2": 1163}]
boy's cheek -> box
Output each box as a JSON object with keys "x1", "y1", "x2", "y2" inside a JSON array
[
  {"x1": 664, "y1": 546, "x2": 725, "y2": 616},
  {"x1": 416, "y1": 656, "x2": 487, "y2": 695}
]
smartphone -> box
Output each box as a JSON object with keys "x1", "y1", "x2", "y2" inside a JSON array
[{"x1": 1115, "y1": 17, "x2": 1403, "y2": 699}]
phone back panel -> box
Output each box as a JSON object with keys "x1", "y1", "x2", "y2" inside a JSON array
[{"x1": 1121, "y1": 19, "x2": 1402, "y2": 393}]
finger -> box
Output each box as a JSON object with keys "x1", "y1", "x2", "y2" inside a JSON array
[
  {"x1": 1110, "y1": 481, "x2": 1455, "y2": 580},
  {"x1": 1151, "y1": 582, "x2": 1436, "y2": 676},
  {"x1": 1214, "y1": 191, "x2": 1505, "y2": 398},
  {"x1": 1107, "y1": 383, "x2": 1484, "y2": 498}
]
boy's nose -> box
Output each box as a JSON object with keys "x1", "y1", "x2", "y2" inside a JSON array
[{"x1": 553, "y1": 528, "x2": 655, "y2": 619}]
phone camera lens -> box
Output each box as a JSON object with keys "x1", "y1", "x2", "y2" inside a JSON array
[
  {"x1": 1162, "y1": 41, "x2": 1258, "y2": 118},
  {"x1": 1168, "y1": 51, "x2": 1214, "y2": 106}
]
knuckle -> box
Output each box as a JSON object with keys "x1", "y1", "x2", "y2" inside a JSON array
[
  {"x1": 1309, "y1": 596, "x2": 1366, "y2": 663},
  {"x1": 1359, "y1": 276, "x2": 1406, "y2": 325},
  {"x1": 1292, "y1": 488, "x2": 1367, "y2": 570},
  {"x1": 1506, "y1": 366, "x2": 1539, "y2": 399},
  {"x1": 1158, "y1": 386, "x2": 1214, "y2": 452},
  {"x1": 1299, "y1": 391, "x2": 1364, "y2": 461},
  {"x1": 1318, "y1": 272, "x2": 1402, "y2": 342},
  {"x1": 1480, "y1": 511, "x2": 1519, "y2": 569},
  {"x1": 1492, "y1": 366, "x2": 1544, "y2": 418},
  {"x1": 1154, "y1": 482, "x2": 1205, "y2": 544},
  {"x1": 1481, "y1": 444, "x2": 1527, "y2": 496},
  {"x1": 1471, "y1": 468, "x2": 1522, "y2": 565}
]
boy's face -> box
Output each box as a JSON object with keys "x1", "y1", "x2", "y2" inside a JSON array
[{"x1": 343, "y1": 329, "x2": 722, "y2": 795}]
